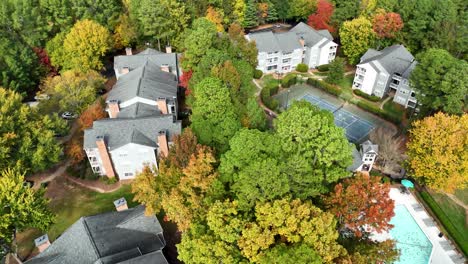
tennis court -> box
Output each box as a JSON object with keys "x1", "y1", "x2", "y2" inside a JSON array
[{"x1": 301, "y1": 94, "x2": 374, "y2": 142}]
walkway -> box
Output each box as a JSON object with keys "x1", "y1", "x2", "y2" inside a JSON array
[
  {"x1": 252, "y1": 79, "x2": 278, "y2": 119},
  {"x1": 374, "y1": 188, "x2": 466, "y2": 264}
]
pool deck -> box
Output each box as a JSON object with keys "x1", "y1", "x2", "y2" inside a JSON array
[{"x1": 374, "y1": 188, "x2": 466, "y2": 264}]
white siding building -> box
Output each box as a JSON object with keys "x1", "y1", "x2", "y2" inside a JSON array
[
  {"x1": 352, "y1": 45, "x2": 418, "y2": 108},
  {"x1": 246, "y1": 22, "x2": 338, "y2": 74}
]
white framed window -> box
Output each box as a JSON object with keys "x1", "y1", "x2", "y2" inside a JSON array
[
  {"x1": 92, "y1": 166, "x2": 101, "y2": 173},
  {"x1": 124, "y1": 172, "x2": 134, "y2": 177},
  {"x1": 282, "y1": 58, "x2": 291, "y2": 63}
]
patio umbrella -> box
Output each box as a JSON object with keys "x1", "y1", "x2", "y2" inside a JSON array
[{"x1": 401, "y1": 179, "x2": 414, "y2": 188}]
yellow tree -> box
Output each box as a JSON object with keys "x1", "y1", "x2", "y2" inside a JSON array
[
  {"x1": 339, "y1": 16, "x2": 376, "y2": 64},
  {"x1": 407, "y1": 112, "x2": 468, "y2": 193},
  {"x1": 62, "y1": 19, "x2": 112, "y2": 71},
  {"x1": 206, "y1": 6, "x2": 225, "y2": 32}
]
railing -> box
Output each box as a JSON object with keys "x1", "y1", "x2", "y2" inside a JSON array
[
  {"x1": 389, "y1": 82, "x2": 399, "y2": 89},
  {"x1": 392, "y1": 74, "x2": 402, "y2": 81}
]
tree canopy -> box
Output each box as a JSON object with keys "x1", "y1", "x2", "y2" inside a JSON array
[
  {"x1": 339, "y1": 16, "x2": 376, "y2": 65},
  {"x1": 407, "y1": 112, "x2": 468, "y2": 193}
]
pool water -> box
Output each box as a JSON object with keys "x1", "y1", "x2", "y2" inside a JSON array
[{"x1": 390, "y1": 205, "x2": 433, "y2": 264}]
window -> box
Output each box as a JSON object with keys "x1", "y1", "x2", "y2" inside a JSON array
[
  {"x1": 88, "y1": 156, "x2": 97, "y2": 162},
  {"x1": 283, "y1": 51, "x2": 292, "y2": 56},
  {"x1": 282, "y1": 66, "x2": 290, "y2": 71},
  {"x1": 170, "y1": 105, "x2": 175, "y2": 113},
  {"x1": 267, "y1": 65, "x2": 278, "y2": 71},
  {"x1": 282, "y1": 58, "x2": 291, "y2": 63},
  {"x1": 92, "y1": 166, "x2": 101, "y2": 173},
  {"x1": 124, "y1": 172, "x2": 134, "y2": 177}
]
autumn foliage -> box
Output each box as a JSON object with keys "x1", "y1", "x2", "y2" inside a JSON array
[
  {"x1": 372, "y1": 10, "x2": 404, "y2": 38},
  {"x1": 325, "y1": 173, "x2": 395, "y2": 237},
  {"x1": 307, "y1": 0, "x2": 335, "y2": 32},
  {"x1": 66, "y1": 137, "x2": 85, "y2": 165},
  {"x1": 167, "y1": 128, "x2": 199, "y2": 169},
  {"x1": 78, "y1": 101, "x2": 107, "y2": 130},
  {"x1": 179, "y1": 70, "x2": 193, "y2": 95}
]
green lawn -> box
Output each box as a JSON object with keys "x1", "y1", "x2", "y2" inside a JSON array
[
  {"x1": 455, "y1": 189, "x2": 468, "y2": 205},
  {"x1": 16, "y1": 182, "x2": 136, "y2": 258},
  {"x1": 423, "y1": 191, "x2": 468, "y2": 256}
]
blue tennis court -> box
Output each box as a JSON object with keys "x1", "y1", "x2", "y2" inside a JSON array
[{"x1": 300, "y1": 94, "x2": 374, "y2": 142}]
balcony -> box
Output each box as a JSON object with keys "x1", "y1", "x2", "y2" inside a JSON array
[
  {"x1": 392, "y1": 74, "x2": 402, "y2": 81},
  {"x1": 354, "y1": 74, "x2": 364, "y2": 83},
  {"x1": 389, "y1": 82, "x2": 399, "y2": 89}
]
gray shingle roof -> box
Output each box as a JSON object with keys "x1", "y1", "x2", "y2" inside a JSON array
[
  {"x1": 360, "y1": 45, "x2": 415, "y2": 75},
  {"x1": 25, "y1": 206, "x2": 167, "y2": 264},
  {"x1": 275, "y1": 32, "x2": 302, "y2": 52},
  {"x1": 108, "y1": 61, "x2": 178, "y2": 104},
  {"x1": 114, "y1": 50, "x2": 179, "y2": 76},
  {"x1": 290, "y1": 22, "x2": 333, "y2": 46},
  {"x1": 117, "y1": 103, "x2": 162, "y2": 119},
  {"x1": 247, "y1": 31, "x2": 281, "y2": 53},
  {"x1": 83, "y1": 115, "x2": 181, "y2": 150},
  {"x1": 361, "y1": 140, "x2": 378, "y2": 154},
  {"x1": 348, "y1": 147, "x2": 363, "y2": 172}
]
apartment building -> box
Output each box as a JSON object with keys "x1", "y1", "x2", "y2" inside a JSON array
[
  {"x1": 246, "y1": 22, "x2": 338, "y2": 74},
  {"x1": 352, "y1": 45, "x2": 418, "y2": 108}
]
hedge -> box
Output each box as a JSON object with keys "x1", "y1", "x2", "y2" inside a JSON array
[
  {"x1": 418, "y1": 191, "x2": 468, "y2": 256},
  {"x1": 281, "y1": 74, "x2": 297, "y2": 88},
  {"x1": 317, "y1": 64, "x2": 330, "y2": 72},
  {"x1": 353, "y1": 89, "x2": 381, "y2": 102},
  {"x1": 306, "y1": 78, "x2": 342, "y2": 97},
  {"x1": 254, "y1": 69, "x2": 263, "y2": 79},
  {"x1": 261, "y1": 83, "x2": 280, "y2": 111},
  {"x1": 296, "y1": 63, "x2": 308, "y2": 73}
]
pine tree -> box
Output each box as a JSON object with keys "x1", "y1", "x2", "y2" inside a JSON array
[
  {"x1": 243, "y1": 0, "x2": 259, "y2": 28},
  {"x1": 266, "y1": 1, "x2": 279, "y2": 22}
]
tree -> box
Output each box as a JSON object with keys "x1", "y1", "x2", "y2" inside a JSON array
[
  {"x1": 113, "y1": 14, "x2": 138, "y2": 49},
  {"x1": 372, "y1": 10, "x2": 403, "y2": 39},
  {"x1": 181, "y1": 18, "x2": 218, "y2": 70},
  {"x1": 406, "y1": 112, "x2": 468, "y2": 193},
  {"x1": 136, "y1": 0, "x2": 189, "y2": 49},
  {"x1": 211, "y1": 60, "x2": 241, "y2": 93},
  {"x1": 161, "y1": 146, "x2": 221, "y2": 231},
  {"x1": 288, "y1": 0, "x2": 317, "y2": 21},
  {"x1": 0, "y1": 33, "x2": 41, "y2": 94},
  {"x1": 191, "y1": 77, "x2": 241, "y2": 153},
  {"x1": 66, "y1": 137, "x2": 85, "y2": 165},
  {"x1": 369, "y1": 127, "x2": 404, "y2": 174},
  {"x1": 242, "y1": 0, "x2": 258, "y2": 28},
  {"x1": 325, "y1": 173, "x2": 395, "y2": 237},
  {"x1": 48, "y1": 20, "x2": 112, "y2": 72},
  {"x1": 258, "y1": 243, "x2": 323, "y2": 264},
  {"x1": 326, "y1": 57, "x2": 345, "y2": 84},
  {"x1": 266, "y1": 1, "x2": 279, "y2": 22},
  {"x1": 0, "y1": 168, "x2": 54, "y2": 252},
  {"x1": 274, "y1": 101, "x2": 353, "y2": 198},
  {"x1": 41, "y1": 70, "x2": 105, "y2": 113},
  {"x1": 307, "y1": 0, "x2": 335, "y2": 32},
  {"x1": 238, "y1": 199, "x2": 345, "y2": 263},
  {"x1": 39, "y1": 0, "x2": 75, "y2": 36},
  {"x1": 206, "y1": 6, "x2": 225, "y2": 32},
  {"x1": 228, "y1": 23, "x2": 258, "y2": 68},
  {"x1": 232, "y1": 0, "x2": 246, "y2": 25},
  {"x1": 78, "y1": 100, "x2": 107, "y2": 130},
  {"x1": 69, "y1": 0, "x2": 122, "y2": 31},
  {"x1": 330, "y1": 0, "x2": 359, "y2": 31},
  {"x1": 410, "y1": 49, "x2": 467, "y2": 115},
  {"x1": 242, "y1": 98, "x2": 267, "y2": 130},
  {"x1": 339, "y1": 16, "x2": 376, "y2": 64},
  {"x1": 0, "y1": 88, "x2": 64, "y2": 172},
  {"x1": 166, "y1": 128, "x2": 199, "y2": 169},
  {"x1": 347, "y1": 239, "x2": 400, "y2": 264},
  {"x1": 270, "y1": 0, "x2": 290, "y2": 20}
]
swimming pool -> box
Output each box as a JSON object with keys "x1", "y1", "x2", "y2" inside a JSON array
[{"x1": 390, "y1": 205, "x2": 433, "y2": 264}]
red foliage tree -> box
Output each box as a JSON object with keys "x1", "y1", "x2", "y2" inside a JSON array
[
  {"x1": 372, "y1": 11, "x2": 403, "y2": 39},
  {"x1": 33, "y1": 47, "x2": 57, "y2": 76},
  {"x1": 307, "y1": 0, "x2": 335, "y2": 32},
  {"x1": 325, "y1": 173, "x2": 395, "y2": 237},
  {"x1": 179, "y1": 70, "x2": 193, "y2": 95},
  {"x1": 78, "y1": 101, "x2": 107, "y2": 130},
  {"x1": 167, "y1": 128, "x2": 199, "y2": 169}
]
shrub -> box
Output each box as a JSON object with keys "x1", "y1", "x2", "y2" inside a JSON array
[
  {"x1": 281, "y1": 74, "x2": 297, "y2": 88},
  {"x1": 306, "y1": 78, "x2": 342, "y2": 97},
  {"x1": 254, "y1": 69, "x2": 263, "y2": 79},
  {"x1": 317, "y1": 64, "x2": 330, "y2": 72},
  {"x1": 296, "y1": 63, "x2": 309, "y2": 72},
  {"x1": 353, "y1": 89, "x2": 381, "y2": 102},
  {"x1": 419, "y1": 191, "x2": 468, "y2": 256}
]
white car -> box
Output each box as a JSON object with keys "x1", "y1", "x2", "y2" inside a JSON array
[
  {"x1": 34, "y1": 94, "x2": 50, "y2": 100},
  {"x1": 61, "y1": 112, "x2": 77, "y2": 119}
]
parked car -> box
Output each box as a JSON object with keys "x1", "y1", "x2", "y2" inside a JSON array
[
  {"x1": 61, "y1": 112, "x2": 77, "y2": 119},
  {"x1": 34, "y1": 94, "x2": 50, "y2": 100}
]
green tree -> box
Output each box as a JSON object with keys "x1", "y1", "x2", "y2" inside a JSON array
[
  {"x1": 345, "y1": 238, "x2": 400, "y2": 264},
  {"x1": 410, "y1": 48, "x2": 467, "y2": 115},
  {"x1": 0, "y1": 168, "x2": 54, "y2": 250},
  {"x1": 0, "y1": 88, "x2": 64, "y2": 172},
  {"x1": 258, "y1": 243, "x2": 323, "y2": 264},
  {"x1": 266, "y1": 1, "x2": 279, "y2": 22},
  {"x1": 270, "y1": 0, "x2": 290, "y2": 20},
  {"x1": 288, "y1": 0, "x2": 317, "y2": 21},
  {"x1": 326, "y1": 57, "x2": 345, "y2": 84},
  {"x1": 331, "y1": 0, "x2": 360, "y2": 28},
  {"x1": 242, "y1": 98, "x2": 267, "y2": 130},
  {"x1": 39, "y1": 0, "x2": 74, "y2": 36},
  {"x1": 41, "y1": 70, "x2": 105, "y2": 113},
  {"x1": 406, "y1": 112, "x2": 468, "y2": 193},
  {"x1": 113, "y1": 14, "x2": 138, "y2": 49},
  {"x1": 242, "y1": 0, "x2": 259, "y2": 28},
  {"x1": 182, "y1": 18, "x2": 218, "y2": 70},
  {"x1": 191, "y1": 77, "x2": 241, "y2": 153},
  {"x1": 339, "y1": 16, "x2": 376, "y2": 64},
  {"x1": 70, "y1": 0, "x2": 122, "y2": 31},
  {"x1": 48, "y1": 20, "x2": 112, "y2": 72},
  {"x1": 274, "y1": 101, "x2": 353, "y2": 198},
  {"x1": 0, "y1": 33, "x2": 41, "y2": 94}
]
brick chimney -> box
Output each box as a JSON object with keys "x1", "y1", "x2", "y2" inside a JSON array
[
  {"x1": 125, "y1": 47, "x2": 132, "y2": 56},
  {"x1": 165, "y1": 45, "x2": 172, "y2": 54},
  {"x1": 157, "y1": 97, "x2": 168, "y2": 114},
  {"x1": 108, "y1": 100, "x2": 120, "y2": 118},
  {"x1": 158, "y1": 130, "x2": 169, "y2": 157},
  {"x1": 113, "y1": 197, "x2": 128, "y2": 211},
  {"x1": 160, "y1": 64, "x2": 170, "y2": 73},
  {"x1": 34, "y1": 235, "x2": 51, "y2": 253},
  {"x1": 299, "y1": 36, "x2": 305, "y2": 47},
  {"x1": 95, "y1": 136, "x2": 115, "y2": 178}
]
